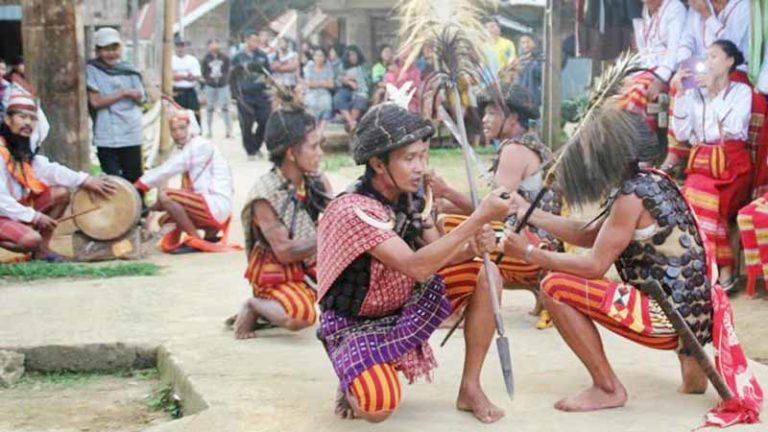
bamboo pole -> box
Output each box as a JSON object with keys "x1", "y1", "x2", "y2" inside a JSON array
[{"x1": 159, "y1": 0, "x2": 175, "y2": 162}]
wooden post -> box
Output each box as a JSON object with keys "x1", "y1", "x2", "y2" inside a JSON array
[
  {"x1": 21, "y1": 0, "x2": 90, "y2": 171},
  {"x1": 542, "y1": 0, "x2": 563, "y2": 151},
  {"x1": 158, "y1": 0, "x2": 175, "y2": 162},
  {"x1": 131, "y1": 0, "x2": 140, "y2": 67}
]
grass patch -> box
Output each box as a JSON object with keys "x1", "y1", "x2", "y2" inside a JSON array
[
  {"x1": 0, "y1": 261, "x2": 160, "y2": 281},
  {"x1": 10, "y1": 368, "x2": 157, "y2": 389},
  {"x1": 146, "y1": 384, "x2": 183, "y2": 419}
]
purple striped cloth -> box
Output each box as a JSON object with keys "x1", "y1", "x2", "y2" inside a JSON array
[{"x1": 318, "y1": 276, "x2": 451, "y2": 392}]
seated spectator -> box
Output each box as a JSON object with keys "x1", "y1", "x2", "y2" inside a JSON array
[
  {"x1": 303, "y1": 48, "x2": 335, "y2": 120},
  {"x1": 333, "y1": 45, "x2": 369, "y2": 131},
  {"x1": 677, "y1": 0, "x2": 749, "y2": 79},
  {"x1": 379, "y1": 56, "x2": 422, "y2": 113},
  {"x1": 371, "y1": 44, "x2": 394, "y2": 84},
  {"x1": 327, "y1": 44, "x2": 344, "y2": 79},
  {"x1": 664, "y1": 40, "x2": 752, "y2": 291},
  {"x1": 416, "y1": 43, "x2": 436, "y2": 79}
]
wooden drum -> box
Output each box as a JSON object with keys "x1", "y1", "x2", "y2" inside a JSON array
[{"x1": 71, "y1": 175, "x2": 141, "y2": 241}]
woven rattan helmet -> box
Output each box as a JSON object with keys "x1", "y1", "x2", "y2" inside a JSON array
[
  {"x1": 351, "y1": 103, "x2": 435, "y2": 165},
  {"x1": 478, "y1": 83, "x2": 540, "y2": 121}
]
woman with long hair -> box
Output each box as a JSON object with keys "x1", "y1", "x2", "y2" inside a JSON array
[
  {"x1": 332, "y1": 45, "x2": 370, "y2": 131},
  {"x1": 663, "y1": 39, "x2": 752, "y2": 291}
]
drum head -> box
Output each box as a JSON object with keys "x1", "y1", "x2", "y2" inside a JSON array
[{"x1": 71, "y1": 175, "x2": 141, "y2": 241}]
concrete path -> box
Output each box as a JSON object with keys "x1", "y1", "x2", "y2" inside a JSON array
[{"x1": 1, "y1": 124, "x2": 766, "y2": 431}]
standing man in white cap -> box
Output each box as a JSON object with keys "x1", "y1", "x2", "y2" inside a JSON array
[
  {"x1": 172, "y1": 37, "x2": 203, "y2": 126},
  {"x1": 0, "y1": 91, "x2": 115, "y2": 261},
  {"x1": 85, "y1": 27, "x2": 146, "y2": 185}
]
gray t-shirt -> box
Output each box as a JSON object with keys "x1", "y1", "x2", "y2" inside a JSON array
[{"x1": 86, "y1": 63, "x2": 145, "y2": 148}]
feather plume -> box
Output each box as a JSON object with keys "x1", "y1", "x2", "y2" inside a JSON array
[
  {"x1": 396, "y1": 0, "x2": 494, "y2": 84},
  {"x1": 543, "y1": 52, "x2": 652, "y2": 208}
]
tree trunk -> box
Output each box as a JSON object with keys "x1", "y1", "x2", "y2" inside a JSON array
[{"x1": 21, "y1": 0, "x2": 89, "y2": 171}]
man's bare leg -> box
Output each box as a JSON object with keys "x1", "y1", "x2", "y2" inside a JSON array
[
  {"x1": 678, "y1": 354, "x2": 708, "y2": 394},
  {"x1": 456, "y1": 264, "x2": 505, "y2": 423},
  {"x1": 155, "y1": 190, "x2": 201, "y2": 239},
  {"x1": 233, "y1": 297, "x2": 311, "y2": 339},
  {"x1": 540, "y1": 292, "x2": 628, "y2": 412}
]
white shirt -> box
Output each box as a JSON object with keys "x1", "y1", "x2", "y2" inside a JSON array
[
  {"x1": 138, "y1": 136, "x2": 233, "y2": 223},
  {"x1": 677, "y1": 0, "x2": 750, "y2": 70},
  {"x1": 272, "y1": 50, "x2": 298, "y2": 87},
  {"x1": 671, "y1": 81, "x2": 751, "y2": 145},
  {"x1": 0, "y1": 153, "x2": 88, "y2": 223},
  {"x1": 172, "y1": 54, "x2": 202, "y2": 88},
  {"x1": 633, "y1": 0, "x2": 687, "y2": 81}
]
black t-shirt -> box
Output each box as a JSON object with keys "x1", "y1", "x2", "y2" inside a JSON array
[{"x1": 202, "y1": 52, "x2": 230, "y2": 88}]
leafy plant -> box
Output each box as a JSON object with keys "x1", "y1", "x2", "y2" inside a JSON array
[{"x1": 146, "y1": 385, "x2": 183, "y2": 419}]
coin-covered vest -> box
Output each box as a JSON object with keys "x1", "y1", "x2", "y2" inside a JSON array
[
  {"x1": 319, "y1": 177, "x2": 431, "y2": 318},
  {"x1": 613, "y1": 171, "x2": 712, "y2": 351},
  {"x1": 491, "y1": 131, "x2": 564, "y2": 251}
]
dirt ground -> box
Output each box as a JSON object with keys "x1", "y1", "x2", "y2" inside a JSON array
[{"x1": 0, "y1": 373, "x2": 170, "y2": 432}]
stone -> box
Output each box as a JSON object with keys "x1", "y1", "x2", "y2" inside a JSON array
[{"x1": 0, "y1": 350, "x2": 25, "y2": 387}]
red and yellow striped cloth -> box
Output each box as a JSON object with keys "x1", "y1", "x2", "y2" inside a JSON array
[
  {"x1": 682, "y1": 140, "x2": 753, "y2": 266},
  {"x1": 737, "y1": 194, "x2": 768, "y2": 282},
  {"x1": 439, "y1": 214, "x2": 541, "y2": 286},
  {"x1": 540, "y1": 272, "x2": 678, "y2": 350}
]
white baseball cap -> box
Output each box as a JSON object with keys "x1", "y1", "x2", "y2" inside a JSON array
[{"x1": 94, "y1": 27, "x2": 121, "y2": 48}]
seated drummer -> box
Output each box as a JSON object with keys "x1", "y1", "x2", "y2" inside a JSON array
[
  {"x1": 232, "y1": 107, "x2": 332, "y2": 338},
  {"x1": 134, "y1": 106, "x2": 234, "y2": 252},
  {"x1": 0, "y1": 91, "x2": 115, "y2": 261}
]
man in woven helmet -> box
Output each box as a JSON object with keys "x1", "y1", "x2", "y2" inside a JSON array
[
  {"x1": 231, "y1": 107, "x2": 333, "y2": 339},
  {"x1": 429, "y1": 84, "x2": 563, "y2": 328},
  {"x1": 316, "y1": 103, "x2": 512, "y2": 423}
]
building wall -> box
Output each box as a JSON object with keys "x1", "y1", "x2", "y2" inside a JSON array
[{"x1": 183, "y1": 0, "x2": 230, "y2": 59}]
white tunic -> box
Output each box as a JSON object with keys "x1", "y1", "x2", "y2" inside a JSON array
[
  {"x1": 0, "y1": 154, "x2": 88, "y2": 223},
  {"x1": 677, "y1": 0, "x2": 750, "y2": 70},
  {"x1": 139, "y1": 136, "x2": 233, "y2": 223},
  {"x1": 633, "y1": 0, "x2": 687, "y2": 81},
  {"x1": 671, "y1": 81, "x2": 751, "y2": 145}
]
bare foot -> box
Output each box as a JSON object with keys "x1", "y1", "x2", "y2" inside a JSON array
[
  {"x1": 678, "y1": 355, "x2": 708, "y2": 394},
  {"x1": 535, "y1": 310, "x2": 553, "y2": 330},
  {"x1": 554, "y1": 384, "x2": 627, "y2": 412},
  {"x1": 456, "y1": 386, "x2": 505, "y2": 424},
  {"x1": 335, "y1": 389, "x2": 356, "y2": 420},
  {"x1": 233, "y1": 303, "x2": 258, "y2": 339}
]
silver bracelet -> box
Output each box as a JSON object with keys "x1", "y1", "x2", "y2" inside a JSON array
[{"x1": 523, "y1": 244, "x2": 535, "y2": 262}]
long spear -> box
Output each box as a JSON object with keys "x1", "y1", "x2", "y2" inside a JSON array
[{"x1": 443, "y1": 88, "x2": 515, "y2": 399}]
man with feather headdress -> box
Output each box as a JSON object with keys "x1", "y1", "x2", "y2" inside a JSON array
[
  {"x1": 499, "y1": 100, "x2": 762, "y2": 426},
  {"x1": 316, "y1": 103, "x2": 511, "y2": 423}
]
